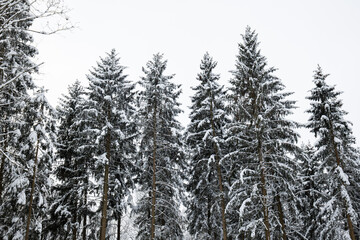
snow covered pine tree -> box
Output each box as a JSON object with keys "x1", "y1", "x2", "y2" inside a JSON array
[
  {"x1": 134, "y1": 53, "x2": 185, "y2": 240},
  {"x1": 82, "y1": 49, "x2": 137, "y2": 240},
  {"x1": 186, "y1": 52, "x2": 229, "y2": 239},
  {"x1": 306, "y1": 65, "x2": 360, "y2": 240},
  {"x1": 45, "y1": 80, "x2": 97, "y2": 240},
  {"x1": 1, "y1": 87, "x2": 56, "y2": 239},
  {"x1": 225, "y1": 26, "x2": 301, "y2": 239},
  {"x1": 0, "y1": 1, "x2": 56, "y2": 239},
  {"x1": 0, "y1": 0, "x2": 39, "y2": 206}
]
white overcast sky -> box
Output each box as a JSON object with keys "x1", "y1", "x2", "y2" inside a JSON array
[{"x1": 33, "y1": 0, "x2": 360, "y2": 146}]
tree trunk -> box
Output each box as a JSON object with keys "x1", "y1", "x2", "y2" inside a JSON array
[
  {"x1": 258, "y1": 136, "x2": 270, "y2": 240},
  {"x1": 82, "y1": 213, "x2": 87, "y2": 240},
  {"x1": 307, "y1": 163, "x2": 315, "y2": 240},
  {"x1": 207, "y1": 191, "x2": 211, "y2": 238},
  {"x1": 329, "y1": 122, "x2": 356, "y2": 240},
  {"x1": 72, "y1": 207, "x2": 77, "y2": 240},
  {"x1": 25, "y1": 137, "x2": 40, "y2": 240},
  {"x1": 150, "y1": 100, "x2": 158, "y2": 240},
  {"x1": 239, "y1": 231, "x2": 244, "y2": 240},
  {"x1": 117, "y1": 215, "x2": 121, "y2": 240},
  {"x1": 209, "y1": 93, "x2": 228, "y2": 240},
  {"x1": 0, "y1": 148, "x2": 6, "y2": 201},
  {"x1": 82, "y1": 180, "x2": 88, "y2": 240},
  {"x1": 0, "y1": 40, "x2": 6, "y2": 202},
  {"x1": 99, "y1": 132, "x2": 110, "y2": 240},
  {"x1": 0, "y1": 129, "x2": 8, "y2": 202},
  {"x1": 100, "y1": 103, "x2": 112, "y2": 240},
  {"x1": 276, "y1": 195, "x2": 287, "y2": 240}
]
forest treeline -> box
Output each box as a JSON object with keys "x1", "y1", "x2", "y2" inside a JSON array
[{"x1": 1, "y1": 1, "x2": 360, "y2": 240}]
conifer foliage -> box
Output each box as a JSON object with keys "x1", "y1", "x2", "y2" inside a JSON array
[
  {"x1": 0, "y1": 0, "x2": 38, "y2": 206},
  {"x1": 225, "y1": 26, "x2": 300, "y2": 239},
  {"x1": 0, "y1": 1, "x2": 56, "y2": 239},
  {"x1": 135, "y1": 53, "x2": 185, "y2": 240},
  {"x1": 186, "y1": 52, "x2": 229, "y2": 239},
  {"x1": 1, "y1": 88, "x2": 56, "y2": 239},
  {"x1": 46, "y1": 80, "x2": 91, "y2": 240},
  {"x1": 83, "y1": 49, "x2": 137, "y2": 240},
  {"x1": 2, "y1": 8, "x2": 360, "y2": 238},
  {"x1": 306, "y1": 66, "x2": 360, "y2": 240},
  {"x1": 296, "y1": 143, "x2": 320, "y2": 240}
]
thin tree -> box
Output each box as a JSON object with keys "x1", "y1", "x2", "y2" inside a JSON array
[
  {"x1": 83, "y1": 49, "x2": 135, "y2": 240},
  {"x1": 134, "y1": 53, "x2": 184, "y2": 240},
  {"x1": 44, "y1": 80, "x2": 96, "y2": 240},
  {"x1": 24, "y1": 88, "x2": 56, "y2": 240},
  {"x1": 225, "y1": 26, "x2": 300, "y2": 239},
  {"x1": 306, "y1": 65, "x2": 360, "y2": 240},
  {"x1": 186, "y1": 52, "x2": 229, "y2": 239},
  {"x1": 0, "y1": 1, "x2": 56, "y2": 238}
]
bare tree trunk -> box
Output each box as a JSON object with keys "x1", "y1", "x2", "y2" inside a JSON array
[
  {"x1": 329, "y1": 122, "x2": 356, "y2": 240},
  {"x1": 99, "y1": 161, "x2": 109, "y2": 239},
  {"x1": 207, "y1": 191, "x2": 211, "y2": 238},
  {"x1": 82, "y1": 180, "x2": 87, "y2": 240},
  {"x1": 100, "y1": 103, "x2": 112, "y2": 240},
  {"x1": 239, "y1": 232, "x2": 244, "y2": 240},
  {"x1": 276, "y1": 195, "x2": 287, "y2": 240},
  {"x1": 82, "y1": 214, "x2": 86, "y2": 240},
  {"x1": 25, "y1": 137, "x2": 40, "y2": 240},
  {"x1": 150, "y1": 100, "x2": 158, "y2": 240},
  {"x1": 72, "y1": 207, "x2": 77, "y2": 240},
  {"x1": 99, "y1": 132, "x2": 110, "y2": 240},
  {"x1": 258, "y1": 136, "x2": 270, "y2": 240},
  {"x1": 0, "y1": 147, "x2": 6, "y2": 201},
  {"x1": 0, "y1": 44, "x2": 5, "y2": 202},
  {"x1": 117, "y1": 215, "x2": 121, "y2": 240},
  {"x1": 209, "y1": 94, "x2": 228, "y2": 240},
  {"x1": 0, "y1": 125, "x2": 7, "y2": 202},
  {"x1": 346, "y1": 213, "x2": 356, "y2": 240}
]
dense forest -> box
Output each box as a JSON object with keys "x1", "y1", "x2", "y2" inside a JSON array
[{"x1": 1, "y1": 1, "x2": 360, "y2": 240}]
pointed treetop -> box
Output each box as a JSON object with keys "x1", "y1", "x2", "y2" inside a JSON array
[
  {"x1": 240, "y1": 26, "x2": 261, "y2": 57},
  {"x1": 141, "y1": 53, "x2": 176, "y2": 87},
  {"x1": 200, "y1": 52, "x2": 217, "y2": 72},
  {"x1": 143, "y1": 53, "x2": 168, "y2": 76},
  {"x1": 313, "y1": 65, "x2": 330, "y2": 87}
]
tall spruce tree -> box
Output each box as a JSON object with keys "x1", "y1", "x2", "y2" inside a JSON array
[
  {"x1": 134, "y1": 53, "x2": 185, "y2": 240},
  {"x1": 0, "y1": 1, "x2": 57, "y2": 239},
  {"x1": 44, "y1": 80, "x2": 96, "y2": 240},
  {"x1": 105, "y1": 57, "x2": 137, "y2": 240},
  {"x1": 82, "y1": 49, "x2": 136, "y2": 240},
  {"x1": 306, "y1": 65, "x2": 360, "y2": 240},
  {"x1": 186, "y1": 52, "x2": 229, "y2": 239},
  {"x1": 225, "y1": 27, "x2": 301, "y2": 239},
  {"x1": 0, "y1": 88, "x2": 56, "y2": 239},
  {"x1": 0, "y1": 0, "x2": 38, "y2": 204}
]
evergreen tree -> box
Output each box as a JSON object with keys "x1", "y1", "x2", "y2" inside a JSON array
[
  {"x1": 0, "y1": 88, "x2": 56, "y2": 239},
  {"x1": 0, "y1": 0, "x2": 38, "y2": 203},
  {"x1": 186, "y1": 52, "x2": 229, "y2": 239},
  {"x1": 105, "y1": 57, "x2": 137, "y2": 240},
  {"x1": 0, "y1": 1, "x2": 56, "y2": 239},
  {"x1": 134, "y1": 53, "x2": 185, "y2": 240},
  {"x1": 83, "y1": 49, "x2": 136, "y2": 240},
  {"x1": 306, "y1": 65, "x2": 360, "y2": 240},
  {"x1": 44, "y1": 80, "x2": 96, "y2": 240},
  {"x1": 225, "y1": 27, "x2": 301, "y2": 239}
]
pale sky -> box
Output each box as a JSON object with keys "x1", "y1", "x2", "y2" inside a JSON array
[{"x1": 33, "y1": 0, "x2": 360, "y2": 146}]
